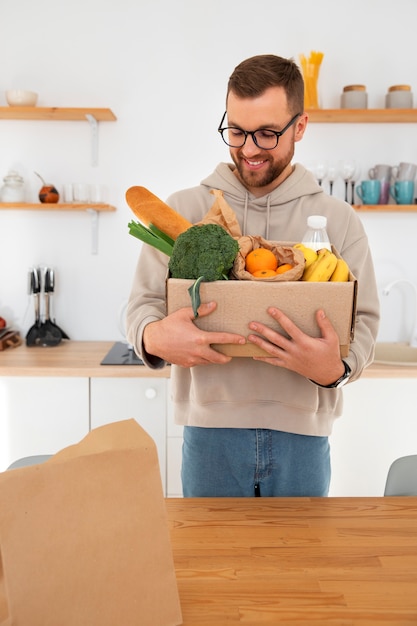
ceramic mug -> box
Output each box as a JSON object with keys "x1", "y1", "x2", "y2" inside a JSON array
[
  {"x1": 390, "y1": 180, "x2": 415, "y2": 205},
  {"x1": 63, "y1": 183, "x2": 73, "y2": 203},
  {"x1": 379, "y1": 180, "x2": 390, "y2": 205},
  {"x1": 356, "y1": 180, "x2": 381, "y2": 205},
  {"x1": 89, "y1": 184, "x2": 107, "y2": 203},
  {"x1": 368, "y1": 165, "x2": 392, "y2": 204},
  {"x1": 368, "y1": 164, "x2": 392, "y2": 182},
  {"x1": 392, "y1": 162, "x2": 417, "y2": 181},
  {"x1": 73, "y1": 183, "x2": 90, "y2": 203}
]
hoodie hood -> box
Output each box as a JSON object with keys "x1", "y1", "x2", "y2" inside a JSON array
[{"x1": 201, "y1": 162, "x2": 321, "y2": 205}]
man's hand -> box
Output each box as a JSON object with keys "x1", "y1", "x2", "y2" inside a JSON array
[
  {"x1": 143, "y1": 301, "x2": 246, "y2": 367},
  {"x1": 247, "y1": 307, "x2": 345, "y2": 385}
]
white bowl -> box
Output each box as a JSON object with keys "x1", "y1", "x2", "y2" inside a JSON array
[{"x1": 6, "y1": 90, "x2": 38, "y2": 107}]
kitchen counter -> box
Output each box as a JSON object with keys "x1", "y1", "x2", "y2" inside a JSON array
[
  {"x1": 0, "y1": 341, "x2": 417, "y2": 378},
  {"x1": 0, "y1": 340, "x2": 416, "y2": 378},
  {"x1": 0, "y1": 341, "x2": 170, "y2": 378}
]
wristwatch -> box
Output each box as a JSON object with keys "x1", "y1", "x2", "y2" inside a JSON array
[{"x1": 314, "y1": 361, "x2": 351, "y2": 389}]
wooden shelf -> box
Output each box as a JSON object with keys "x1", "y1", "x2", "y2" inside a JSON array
[
  {"x1": 353, "y1": 204, "x2": 417, "y2": 212},
  {"x1": 307, "y1": 108, "x2": 417, "y2": 123},
  {"x1": 0, "y1": 106, "x2": 116, "y2": 121},
  {"x1": 0, "y1": 202, "x2": 116, "y2": 212}
]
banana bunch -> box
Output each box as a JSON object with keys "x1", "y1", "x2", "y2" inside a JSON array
[
  {"x1": 329, "y1": 257, "x2": 350, "y2": 282},
  {"x1": 293, "y1": 243, "x2": 318, "y2": 270},
  {"x1": 293, "y1": 243, "x2": 350, "y2": 282}
]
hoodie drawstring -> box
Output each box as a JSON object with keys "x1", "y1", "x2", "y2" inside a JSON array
[
  {"x1": 242, "y1": 191, "x2": 272, "y2": 239},
  {"x1": 265, "y1": 195, "x2": 271, "y2": 240},
  {"x1": 243, "y1": 192, "x2": 248, "y2": 236}
]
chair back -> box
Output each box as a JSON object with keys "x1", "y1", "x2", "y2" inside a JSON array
[
  {"x1": 384, "y1": 454, "x2": 417, "y2": 496},
  {"x1": 7, "y1": 455, "x2": 52, "y2": 470}
]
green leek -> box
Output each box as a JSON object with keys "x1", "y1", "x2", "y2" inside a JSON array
[{"x1": 128, "y1": 220, "x2": 174, "y2": 257}]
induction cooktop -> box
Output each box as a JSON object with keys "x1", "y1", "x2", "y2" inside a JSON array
[{"x1": 100, "y1": 341, "x2": 144, "y2": 366}]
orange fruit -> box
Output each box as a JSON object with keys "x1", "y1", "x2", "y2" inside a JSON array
[
  {"x1": 252, "y1": 269, "x2": 278, "y2": 278},
  {"x1": 276, "y1": 263, "x2": 293, "y2": 275},
  {"x1": 245, "y1": 248, "x2": 278, "y2": 274}
]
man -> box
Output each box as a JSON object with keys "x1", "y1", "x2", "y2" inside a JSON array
[{"x1": 126, "y1": 54, "x2": 379, "y2": 497}]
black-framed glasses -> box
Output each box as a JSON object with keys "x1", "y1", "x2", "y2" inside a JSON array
[{"x1": 217, "y1": 112, "x2": 301, "y2": 150}]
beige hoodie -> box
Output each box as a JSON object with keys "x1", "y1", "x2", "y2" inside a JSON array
[{"x1": 126, "y1": 163, "x2": 379, "y2": 436}]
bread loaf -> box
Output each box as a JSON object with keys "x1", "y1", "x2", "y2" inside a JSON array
[{"x1": 126, "y1": 186, "x2": 192, "y2": 240}]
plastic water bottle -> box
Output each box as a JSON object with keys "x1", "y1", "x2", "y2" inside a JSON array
[{"x1": 301, "y1": 215, "x2": 332, "y2": 251}]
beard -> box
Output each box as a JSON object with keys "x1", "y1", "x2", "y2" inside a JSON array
[{"x1": 231, "y1": 145, "x2": 295, "y2": 189}]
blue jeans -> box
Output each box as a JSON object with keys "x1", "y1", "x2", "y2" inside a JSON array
[{"x1": 181, "y1": 426, "x2": 330, "y2": 497}]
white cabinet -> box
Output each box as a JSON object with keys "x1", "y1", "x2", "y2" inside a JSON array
[
  {"x1": 90, "y1": 377, "x2": 168, "y2": 494},
  {"x1": 329, "y1": 377, "x2": 417, "y2": 496},
  {"x1": 0, "y1": 376, "x2": 89, "y2": 471},
  {"x1": 2, "y1": 355, "x2": 415, "y2": 498},
  {"x1": 166, "y1": 439, "x2": 183, "y2": 496},
  {"x1": 166, "y1": 379, "x2": 183, "y2": 497}
]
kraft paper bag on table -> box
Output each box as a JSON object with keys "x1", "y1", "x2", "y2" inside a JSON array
[{"x1": 0, "y1": 419, "x2": 182, "y2": 626}]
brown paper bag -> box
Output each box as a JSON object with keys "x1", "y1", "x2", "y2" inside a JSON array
[
  {"x1": 0, "y1": 419, "x2": 182, "y2": 626},
  {"x1": 231, "y1": 235, "x2": 305, "y2": 282},
  {"x1": 196, "y1": 188, "x2": 243, "y2": 238}
]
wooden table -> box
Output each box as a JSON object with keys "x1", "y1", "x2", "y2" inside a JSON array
[{"x1": 166, "y1": 497, "x2": 417, "y2": 625}]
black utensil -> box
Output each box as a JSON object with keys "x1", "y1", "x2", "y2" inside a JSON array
[
  {"x1": 26, "y1": 268, "x2": 42, "y2": 346},
  {"x1": 39, "y1": 267, "x2": 69, "y2": 346},
  {"x1": 47, "y1": 268, "x2": 69, "y2": 340}
]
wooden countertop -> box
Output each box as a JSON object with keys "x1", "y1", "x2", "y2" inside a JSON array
[
  {"x1": 166, "y1": 496, "x2": 417, "y2": 625},
  {"x1": 0, "y1": 341, "x2": 416, "y2": 378},
  {"x1": 0, "y1": 341, "x2": 170, "y2": 378}
]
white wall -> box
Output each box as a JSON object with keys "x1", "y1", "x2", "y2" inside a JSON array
[{"x1": 1, "y1": 0, "x2": 417, "y2": 342}]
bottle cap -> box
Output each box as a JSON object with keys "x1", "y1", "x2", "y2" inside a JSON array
[{"x1": 307, "y1": 215, "x2": 327, "y2": 229}]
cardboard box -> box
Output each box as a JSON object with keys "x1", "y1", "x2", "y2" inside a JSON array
[
  {"x1": 0, "y1": 420, "x2": 182, "y2": 626},
  {"x1": 167, "y1": 267, "x2": 357, "y2": 359}
]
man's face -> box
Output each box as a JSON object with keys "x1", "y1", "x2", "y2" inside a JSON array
[{"x1": 225, "y1": 86, "x2": 306, "y2": 195}]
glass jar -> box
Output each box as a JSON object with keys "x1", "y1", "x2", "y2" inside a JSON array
[
  {"x1": 341, "y1": 85, "x2": 368, "y2": 109},
  {"x1": 0, "y1": 171, "x2": 25, "y2": 202},
  {"x1": 385, "y1": 85, "x2": 413, "y2": 109}
]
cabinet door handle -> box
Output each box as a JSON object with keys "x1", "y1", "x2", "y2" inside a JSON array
[{"x1": 144, "y1": 387, "x2": 157, "y2": 400}]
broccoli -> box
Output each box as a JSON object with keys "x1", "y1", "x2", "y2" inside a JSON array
[
  {"x1": 168, "y1": 224, "x2": 239, "y2": 282},
  {"x1": 168, "y1": 223, "x2": 239, "y2": 317}
]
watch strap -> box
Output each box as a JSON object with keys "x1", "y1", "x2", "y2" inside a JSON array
[{"x1": 312, "y1": 362, "x2": 351, "y2": 389}]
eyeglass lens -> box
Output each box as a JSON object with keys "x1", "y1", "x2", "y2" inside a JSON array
[
  {"x1": 218, "y1": 113, "x2": 300, "y2": 150},
  {"x1": 224, "y1": 128, "x2": 280, "y2": 149}
]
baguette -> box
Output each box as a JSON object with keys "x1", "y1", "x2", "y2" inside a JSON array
[{"x1": 125, "y1": 186, "x2": 192, "y2": 240}]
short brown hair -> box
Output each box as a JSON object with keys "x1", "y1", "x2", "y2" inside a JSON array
[{"x1": 227, "y1": 54, "x2": 304, "y2": 115}]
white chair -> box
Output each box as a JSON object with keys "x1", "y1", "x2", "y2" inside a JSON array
[
  {"x1": 7, "y1": 455, "x2": 52, "y2": 470},
  {"x1": 384, "y1": 455, "x2": 417, "y2": 496}
]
